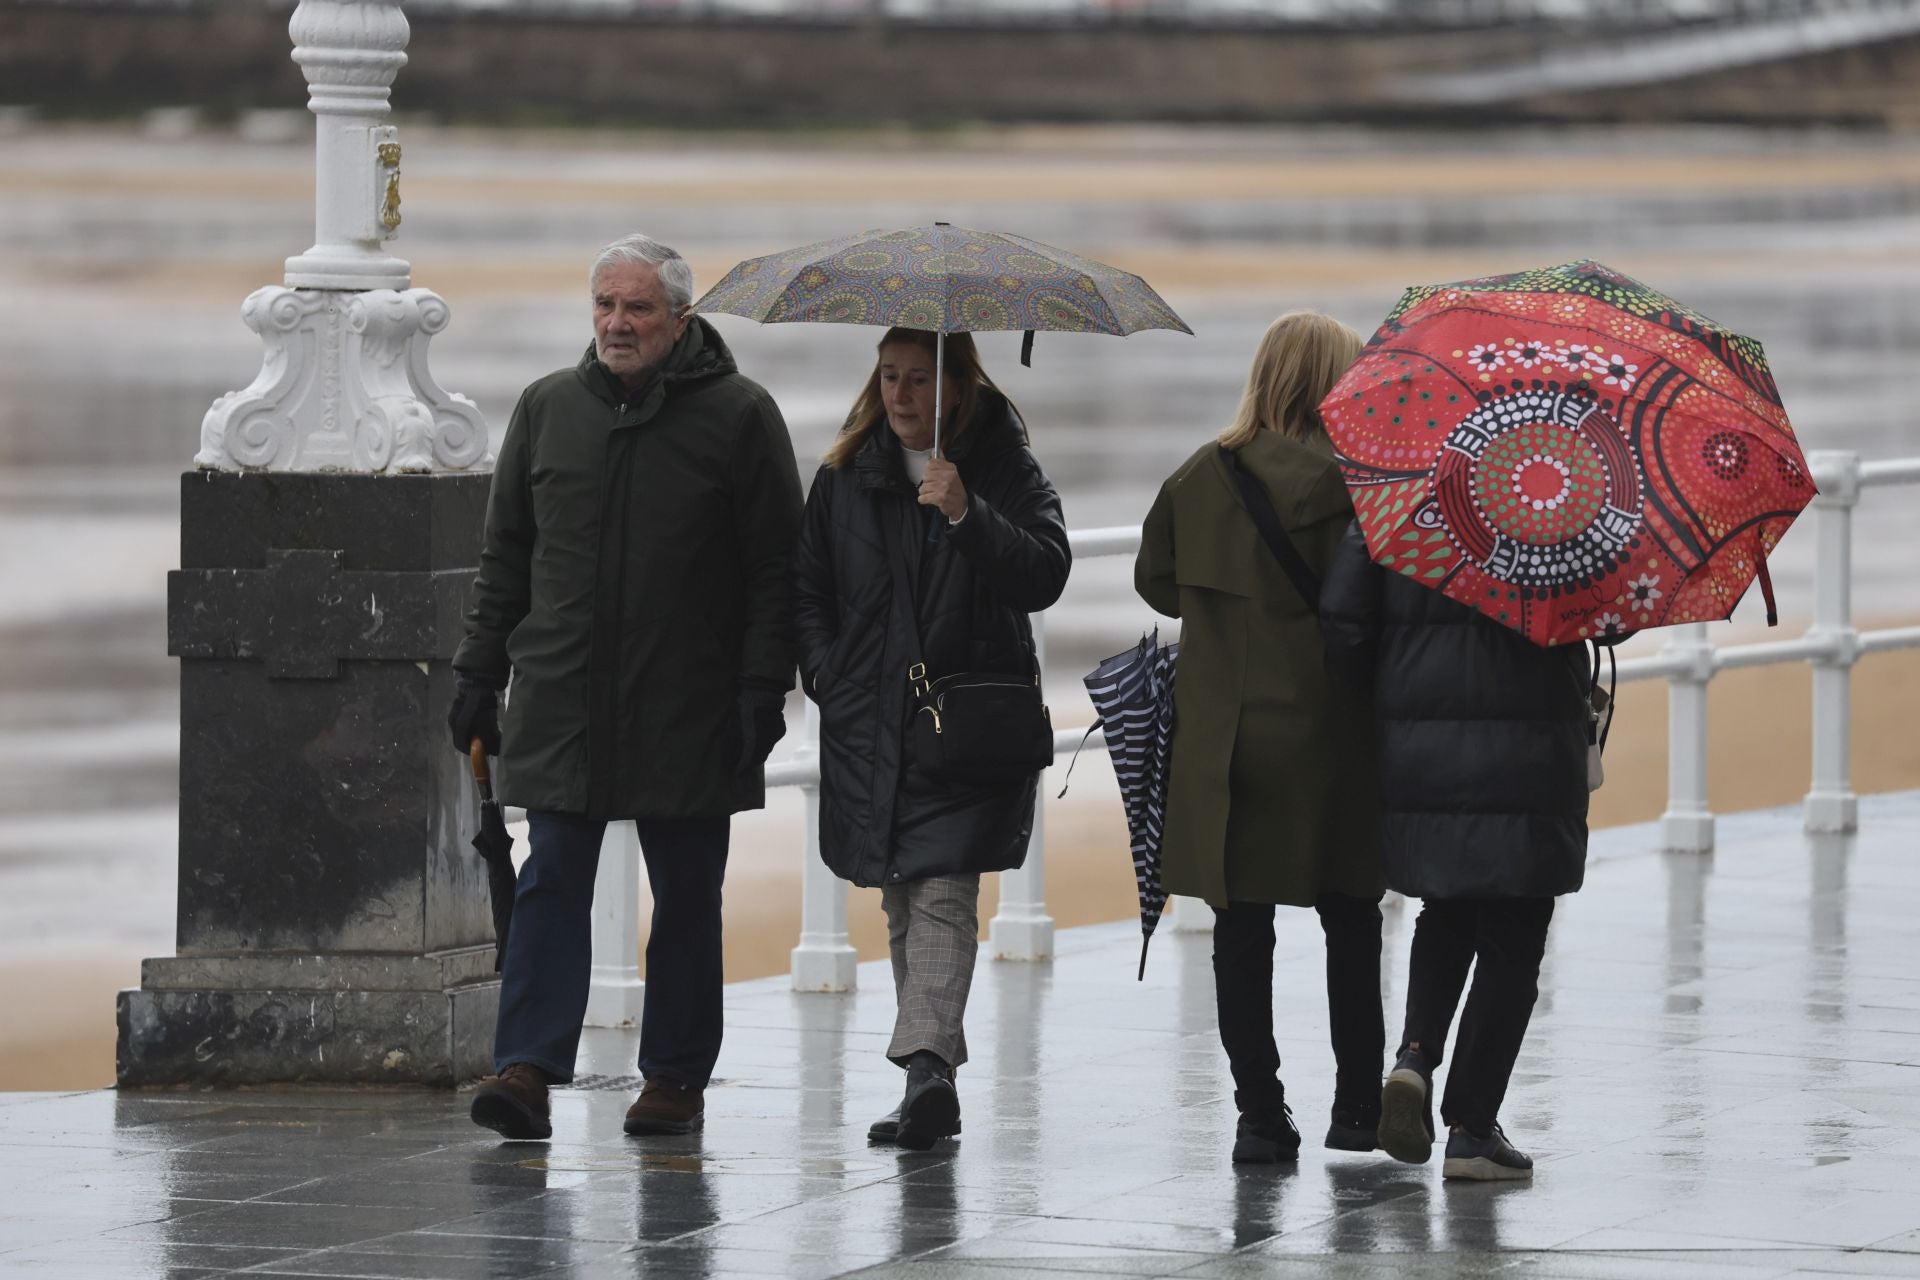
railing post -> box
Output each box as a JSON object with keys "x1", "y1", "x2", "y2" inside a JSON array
[
  {"x1": 1171, "y1": 896, "x2": 1215, "y2": 933},
  {"x1": 991, "y1": 613, "x2": 1056, "y2": 960},
  {"x1": 1805, "y1": 450, "x2": 1861, "y2": 834},
  {"x1": 791, "y1": 698, "x2": 857, "y2": 991},
  {"x1": 584, "y1": 823, "x2": 645, "y2": 1027},
  {"x1": 1661, "y1": 621, "x2": 1715, "y2": 853}
]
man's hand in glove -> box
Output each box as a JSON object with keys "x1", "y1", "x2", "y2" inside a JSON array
[{"x1": 447, "y1": 673, "x2": 504, "y2": 757}]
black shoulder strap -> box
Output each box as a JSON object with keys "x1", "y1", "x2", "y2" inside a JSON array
[
  {"x1": 1219, "y1": 444, "x2": 1321, "y2": 613},
  {"x1": 883, "y1": 510, "x2": 929, "y2": 686}
]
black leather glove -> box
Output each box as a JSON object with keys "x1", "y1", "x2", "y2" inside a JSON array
[
  {"x1": 448, "y1": 673, "x2": 503, "y2": 757},
  {"x1": 735, "y1": 684, "x2": 788, "y2": 774}
]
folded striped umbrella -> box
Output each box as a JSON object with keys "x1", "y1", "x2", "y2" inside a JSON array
[{"x1": 1081, "y1": 630, "x2": 1179, "y2": 980}]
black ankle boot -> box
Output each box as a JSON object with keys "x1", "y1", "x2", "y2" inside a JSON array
[
  {"x1": 1232, "y1": 1086, "x2": 1301, "y2": 1164},
  {"x1": 894, "y1": 1051, "x2": 960, "y2": 1152}
]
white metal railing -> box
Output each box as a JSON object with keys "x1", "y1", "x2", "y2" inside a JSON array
[{"x1": 566, "y1": 447, "x2": 1919, "y2": 1016}]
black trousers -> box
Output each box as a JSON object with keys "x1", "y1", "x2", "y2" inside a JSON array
[
  {"x1": 1400, "y1": 895, "x2": 1556, "y2": 1137},
  {"x1": 494, "y1": 810, "x2": 730, "y2": 1087},
  {"x1": 1212, "y1": 893, "x2": 1385, "y2": 1115}
]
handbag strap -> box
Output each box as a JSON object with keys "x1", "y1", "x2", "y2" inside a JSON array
[
  {"x1": 1219, "y1": 444, "x2": 1321, "y2": 613},
  {"x1": 883, "y1": 501, "x2": 1042, "y2": 695}
]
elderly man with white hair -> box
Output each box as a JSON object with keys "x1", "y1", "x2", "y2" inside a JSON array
[{"x1": 449, "y1": 233, "x2": 803, "y2": 1140}]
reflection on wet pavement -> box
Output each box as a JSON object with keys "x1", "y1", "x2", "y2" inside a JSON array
[{"x1": 1, "y1": 796, "x2": 1918, "y2": 1276}]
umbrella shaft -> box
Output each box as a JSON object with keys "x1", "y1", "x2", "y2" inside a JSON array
[{"x1": 933, "y1": 330, "x2": 946, "y2": 459}]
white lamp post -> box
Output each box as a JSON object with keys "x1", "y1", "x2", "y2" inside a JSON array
[{"x1": 196, "y1": 0, "x2": 486, "y2": 475}]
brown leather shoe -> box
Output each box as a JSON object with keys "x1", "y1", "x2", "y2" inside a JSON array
[
  {"x1": 624, "y1": 1078, "x2": 704, "y2": 1135},
  {"x1": 470, "y1": 1063, "x2": 552, "y2": 1141}
]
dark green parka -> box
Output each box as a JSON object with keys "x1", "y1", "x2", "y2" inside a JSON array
[
  {"x1": 1135, "y1": 430, "x2": 1383, "y2": 909},
  {"x1": 453, "y1": 319, "x2": 804, "y2": 819}
]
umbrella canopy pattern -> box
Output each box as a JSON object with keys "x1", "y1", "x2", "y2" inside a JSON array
[
  {"x1": 692, "y1": 224, "x2": 1192, "y2": 338},
  {"x1": 1083, "y1": 630, "x2": 1179, "y2": 980},
  {"x1": 1321, "y1": 260, "x2": 1814, "y2": 647}
]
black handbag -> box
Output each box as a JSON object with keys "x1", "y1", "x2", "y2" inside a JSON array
[{"x1": 887, "y1": 517, "x2": 1054, "y2": 784}]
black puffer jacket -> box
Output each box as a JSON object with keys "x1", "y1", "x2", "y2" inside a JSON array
[
  {"x1": 1319, "y1": 521, "x2": 1592, "y2": 899},
  {"x1": 793, "y1": 390, "x2": 1070, "y2": 888}
]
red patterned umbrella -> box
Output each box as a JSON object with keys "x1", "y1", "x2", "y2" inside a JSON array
[{"x1": 1320, "y1": 260, "x2": 1815, "y2": 647}]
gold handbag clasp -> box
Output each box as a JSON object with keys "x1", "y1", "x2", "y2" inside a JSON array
[{"x1": 908, "y1": 662, "x2": 929, "y2": 695}]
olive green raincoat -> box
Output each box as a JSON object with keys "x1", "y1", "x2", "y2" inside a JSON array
[{"x1": 1135, "y1": 430, "x2": 1382, "y2": 909}]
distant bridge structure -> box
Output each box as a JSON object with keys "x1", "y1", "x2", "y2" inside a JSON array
[
  {"x1": 399, "y1": 0, "x2": 1920, "y2": 33},
  {"x1": 1391, "y1": 0, "x2": 1920, "y2": 103}
]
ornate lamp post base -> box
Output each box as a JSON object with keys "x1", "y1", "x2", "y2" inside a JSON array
[{"x1": 197, "y1": 287, "x2": 488, "y2": 474}]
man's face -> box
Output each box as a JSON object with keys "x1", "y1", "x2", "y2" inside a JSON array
[{"x1": 593, "y1": 261, "x2": 691, "y2": 386}]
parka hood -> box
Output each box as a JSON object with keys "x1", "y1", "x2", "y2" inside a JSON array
[{"x1": 574, "y1": 315, "x2": 739, "y2": 406}]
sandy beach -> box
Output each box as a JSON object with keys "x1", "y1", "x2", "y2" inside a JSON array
[{"x1": 3, "y1": 122, "x2": 1918, "y2": 1092}]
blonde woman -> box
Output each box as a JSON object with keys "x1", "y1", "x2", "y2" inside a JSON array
[
  {"x1": 793, "y1": 327, "x2": 1070, "y2": 1150},
  {"x1": 1135, "y1": 312, "x2": 1385, "y2": 1163}
]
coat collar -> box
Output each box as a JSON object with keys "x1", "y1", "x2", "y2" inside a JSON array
[{"x1": 573, "y1": 315, "x2": 738, "y2": 410}]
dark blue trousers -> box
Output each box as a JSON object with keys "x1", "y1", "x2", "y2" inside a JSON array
[{"x1": 494, "y1": 811, "x2": 730, "y2": 1087}]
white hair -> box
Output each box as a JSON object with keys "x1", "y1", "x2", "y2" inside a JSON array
[{"x1": 589, "y1": 234, "x2": 694, "y2": 311}]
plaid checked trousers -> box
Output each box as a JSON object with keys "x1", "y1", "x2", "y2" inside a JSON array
[{"x1": 881, "y1": 872, "x2": 981, "y2": 1068}]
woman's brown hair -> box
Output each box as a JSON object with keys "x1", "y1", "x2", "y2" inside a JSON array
[
  {"x1": 1217, "y1": 311, "x2": 1364, "y2": 451},
  {"x1": 823, "y1": 328, "x2": 1010, "y2": 468}
]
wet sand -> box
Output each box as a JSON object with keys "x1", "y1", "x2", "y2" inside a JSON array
[{"x1": 8, "y1": 639, "x2": 1917, "y2": 1092}]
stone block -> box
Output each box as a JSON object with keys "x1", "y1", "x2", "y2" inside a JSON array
[{"x1": 119, "y1": 470, "x2": 501, "y2": 1087}]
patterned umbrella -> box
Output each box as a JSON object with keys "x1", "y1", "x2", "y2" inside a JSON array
[
  {"x1": 1320, "y1": 260, "x2": 1814, "y2": 647},
  {"x1": 694, "y1": 223, "x2": 1191, "y2": 452},
  {"x1": 1081, "y1": 630, "x2": 1179, "y2": 980}
]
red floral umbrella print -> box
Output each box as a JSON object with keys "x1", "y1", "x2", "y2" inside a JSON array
[{"x1": 1320, "y1": 260, "x2": 1815, "y2": 648}]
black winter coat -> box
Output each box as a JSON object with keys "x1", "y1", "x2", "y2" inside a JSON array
[
  {"x1": 793, "y1": 392, "x2": 1070, "y2": 888},
  {"x1": 453, "y1": 320, "x2": 804, "y2": 820},
  {"x1": 1319, "y1": 522, "x2": 1592, "y2": 899}
]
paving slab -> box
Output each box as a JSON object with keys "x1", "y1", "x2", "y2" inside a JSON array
[{"x1": 2, "y1": 794, "x2": 1919, "y2": 1277}]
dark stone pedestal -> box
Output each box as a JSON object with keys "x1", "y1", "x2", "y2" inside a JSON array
[{"x1": 117, "y1": 470, "x2": 500, "y2": 1087}]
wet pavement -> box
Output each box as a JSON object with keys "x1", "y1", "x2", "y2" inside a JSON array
[{"x1": 3, "y1": 794, "x2": 1919, "y2": 1277}]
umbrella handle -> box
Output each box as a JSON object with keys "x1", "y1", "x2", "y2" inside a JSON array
[{"x1": 469, "y1": 737, "x2": 491, "y2": 786}]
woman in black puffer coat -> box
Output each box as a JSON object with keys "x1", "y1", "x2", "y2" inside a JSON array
[
  {"x1": 1321, "y1": 520, "x2": 1594, "y2": 1183},
  {"x1": 793, "y1": 327, "x2": 1069, "y2": 1150}
]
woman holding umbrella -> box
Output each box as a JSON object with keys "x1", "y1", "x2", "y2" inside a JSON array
[
  {"x1": 1319, "y1": 513, "x2": 1592, "y2": 1182},
  {"x1": 793, "y1": 326, "x2": 1070, "y2": 1151},
  {"x1": 1315, "y1": 260, "x2": 1811, "y2": 1181},
  {"x1": 1134, "y1": 311, "x2": 1386, "y2": 1165}
]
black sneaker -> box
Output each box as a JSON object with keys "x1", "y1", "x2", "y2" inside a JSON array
[
  {"x1": 1232, "y1": 1102, "x2": 1301, "y2": 1164},
  {"x1": 893, "y1": 1051, "x2": 961, "y2": 1151},
  {"x1": 1378, "y1": 1050, "x2": 1435, "y2": 1165},
  {"x1": 1443, "y1": 1123, "x2": 1534, "y2": 1181},
  {"x1": 1325, "y1": 1099, "x2": 1380, "y2": 1152}
]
